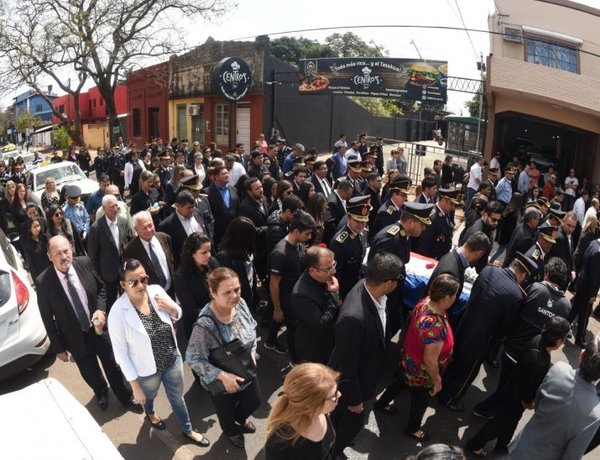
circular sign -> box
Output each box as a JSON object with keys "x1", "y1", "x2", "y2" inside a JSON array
[{"x1": 213, "y1": 57, "x2": 252, "y2": 102}]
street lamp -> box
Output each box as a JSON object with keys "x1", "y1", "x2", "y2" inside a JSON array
[{"x1": 410, "y1": 39, "x2": 424, "y2": 61}]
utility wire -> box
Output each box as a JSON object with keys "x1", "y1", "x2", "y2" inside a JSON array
[{"x1": 454, "y1": 0, "x2": 481, "y2": 60}]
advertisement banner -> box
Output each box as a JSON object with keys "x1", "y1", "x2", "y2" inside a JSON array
[{"x1": 299, "y1": 57, "x2": 448, "y2": 103}]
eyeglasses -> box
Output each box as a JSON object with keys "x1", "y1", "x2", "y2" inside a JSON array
[
  {"x1": 316, "y1": 261, "x2": 337, "y2": 273},
  {"x1": 54, "y1": 212, "x2": 63, "y2": 217},
  {"x1": 326, "y1": 390, "x2": 341, "y2": 403},
  {"x1": 124, "y1": 275, "x2": 150, "y2": 288}
]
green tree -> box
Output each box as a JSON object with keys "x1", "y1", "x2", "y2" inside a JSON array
[
  {"x1": 465, "y1": 93, "x2": 485, "y2": 118},
  {"x1": 16, "y1": 111, "x2": 43, "y2": 132},
  {"x1": 52, "y1": 125, "x2": 72, "y2": 150},
  {"x1": 270, "y1": 37, "x2": 333, "y2": 69},
  {"x1": 325, "y1": 32, "x2": 387, "y2": 58}
]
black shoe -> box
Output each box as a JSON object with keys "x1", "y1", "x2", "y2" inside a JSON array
[
  {"x1": 96, "y1": 393, "x2": 108, "y2": 411},
  {"x1": 229, "y1": 434, "x2": 245, "y2": 449},
  {"x1": 472, "y1": 407, "x2": 495, "y2": 419},
  {"x1": 236, "y1": 420, "x2": 256, "y2": 434},
  {"x1": 374, "y1": 400, "x2": 398, "y2": 415},
  {"x1": 575, "y1": 338, "x2": 588, "y2": 348},
  {"x1": 444, "y1": 400, "x2": 465, "y2": 412},
  {"x1": 123, "y1": 398, "x2": 144, "y2": 413},
  {"x1": 183, "y1": 429, "x2": 210, "y2": 447},
  {"x1": 145, "y1": 414, "x2": 166, "y2": 430},
  {"x1": 264, "y1": 341, "x2": 287, "y2": 354}
]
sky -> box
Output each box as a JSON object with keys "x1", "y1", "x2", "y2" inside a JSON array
[{"x1": 11, "y1": 0, "x2": 600, "y2": 116}]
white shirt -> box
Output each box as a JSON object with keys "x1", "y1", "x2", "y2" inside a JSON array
[
  {"x1": 490, "y1": 157, "x2": 500, "y2": 171},
  {"x1": 564, "y1": 177, "x2": 578, "y2": 197},
  {"x1": 107, "y1": 284, "x2": 181, "y2": 381},
  {"x1": 176, "y1": 211, "x2": 201, "y2": 236},
  {"x1": 346, "y1": 147, "x2": 362, "y2": 161},
  {"x1": 467, "y1": 162, "x2": 482, "y2": 190},
  {"x1": 124, "y1": 159, "x2": 146, "y2": 188},
  {"x1": 335, "y1": 191, "x2": 346, "y2": 211},
  {"x1": 365, "y1": 283, "x2": 387, "y2": 332},
  {"x1": 141, "y1": 236, "x2": 172, "y2": 290},
  {"x1": 573, "y1": 197, "x2": 586, "y2": 225},
  {"x1": 227, "y1": 162, "x2": 247, "y2": 187},
  {"x1": 55, "y1": 265, "x2": 91, "y2": 326},
  {"x1": 105, "y1": 216, "x2": 120, "y2": 254},
  {"x1": 319, "y1": 176, "x2": 332, "y2": 196},
  {"x1": 194, "y1": 163, "x2": 206, "y2": 184}
]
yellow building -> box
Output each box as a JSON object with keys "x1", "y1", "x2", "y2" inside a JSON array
[
  {"x1": 168, "y1": 97, "x2": 206, "y2": 145},
  {"x1": 485, "y1": 0, "x2": 600, "y2": 183}
]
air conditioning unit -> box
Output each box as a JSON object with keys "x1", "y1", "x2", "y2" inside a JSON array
[
  {"x1": 188, "y1": 104, "x2": 200, "y2": 116},
  {"x1": 503, "y1": 26, "x2": 523, "y2": 43}
]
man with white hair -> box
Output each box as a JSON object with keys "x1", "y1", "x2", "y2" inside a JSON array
[{"x1": 87, "y1": 194, "x2": 134, "y2": 309}]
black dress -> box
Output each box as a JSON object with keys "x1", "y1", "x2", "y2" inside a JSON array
[
  {"x1": 23, "y1": 236, "x2": 51, "y2": 280},
  {"x1": 265, "y1": 416, "x2": 336, "y2": 460}
]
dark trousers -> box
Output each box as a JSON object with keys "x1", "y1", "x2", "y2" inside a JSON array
[
  {"x1": 377, "y1": 368, "x2": 432, "y2": 433},
  {"x1": 210, "y1": 378, "x2": 262, "y2": 436},
  {"x1": 467, "y1": 397, "x2": 524, "y2": 450},
  {"x1": 266, "y1": 301, "x2": 298, "y2": 363},
  {"x1": 439, "y1": 351, "x2": 483, "y2": 404},
  {"x1": 474, "y1": 352, "x2": 516, "y2": 415},
  {"x1": 331, "y1": 399, "x2": 372, "y2": 457},
  {"x1": 569, "y1": 292, "x2": 592, "y2": 342},
  {"x1": 74, "y1": 329, "x2": 132, "y2": 403},
  {"x1": 104, "y1": 280, "x2": 121, "y2": 314}
]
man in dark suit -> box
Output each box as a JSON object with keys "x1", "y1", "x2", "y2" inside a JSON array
[
  {"x1": 125, "y1": 210, "x2": 175, "y2": 297},
  {"x1": 239, "y1": 177, "x2": 269, "y2": 279},
  {"x1": 329, "y1": 252, "x2": 405, "y2": 457},
  {"x1": 292, "y1": 246, "x2": 340, "y2": 364},
  {"x1": 87, "y1": 194, "x2": 134, "y2": 311},
  {"x1": 325, "y1": 181, "x2": 354, "y2": 242},
  {"x1": 158, "y1": 190, "x2": 209, "y2": 269},
  {"x1": 458, "y1": 200, "x2": 503, "y2": 273},
  {"x1": 207, "y1": 165, "x2": 239, "y2": 245},
  {"x1": 549, "y1": 211, "x2": 577, "y2": 290},
  {"x1": 309, "y1": 160, "x2": 333, "y2": 198},
  {"x1": 36, "y1": 235, "x2": 136, "y2": 411},
  {"x1": 372, "y1": 177, "x2": 410, "y2": 237},
  {"x1": 503, "y1": 206, "x2": 542, "y2": 267}
]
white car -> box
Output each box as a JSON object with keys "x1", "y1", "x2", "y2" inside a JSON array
[
  {"x1": 0, "y1": 227, "x2": 50, "y2": 380},
  {"x1": 27, "y1": 162, "x2": 98, "y2": 202}
]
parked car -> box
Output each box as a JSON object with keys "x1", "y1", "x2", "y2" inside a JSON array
[
  {"x1": 0, "y1": 226, "x2": 50, "y2": 380},
  {"x1": 27, "y1": 162, "x2": 98, "y2": 203},
  {"x1": 524, "y1": 152, "x2": 557, "y2": 173}
]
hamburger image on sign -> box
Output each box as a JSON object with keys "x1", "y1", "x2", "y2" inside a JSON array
[{"x1": 407, "y1": 62, "x2": 439, "y2": 88}]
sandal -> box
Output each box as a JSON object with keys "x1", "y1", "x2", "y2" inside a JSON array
[
  {"x1": 404, "y1": 429, "x2": 430, "y2": 442},
  {"x1": 145, "y1": 414, "x2": 166, "y2": 430}
]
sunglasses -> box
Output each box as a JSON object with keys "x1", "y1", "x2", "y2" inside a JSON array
[
  {"x1": 124, "y1": 275, "x2": 150, "y2": 288},
  {"x1": 326, "y1": 390, "x2": 341, "y2": 403}
]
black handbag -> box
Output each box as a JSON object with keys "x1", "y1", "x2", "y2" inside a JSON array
[{"x1": 198, "y1": 315, "x2": 256, "y2": 397}]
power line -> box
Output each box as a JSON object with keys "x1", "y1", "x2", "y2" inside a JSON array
[{"x1": 454, "y1": 0, "x2": 481, "y2": 60}]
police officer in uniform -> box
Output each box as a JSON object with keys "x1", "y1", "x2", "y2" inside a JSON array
[
  {"x1": 485, "y1": 168, "x2": 499, "y2": 202},
  {"x1": 372, "y1": 177, "x2": 410, "y2": 237},
  {"x1": 179, "y1": 174, "x2": 215, "y2": 241},
  {"x1": 368, "y1": 202, "x2": 433, "y2": 334},
  {"x1": 524, "y1": 221, "x2": 558, "y2": 285},
  {"x1": 329, "y1": 196, "x2": 372, "y2": 300},
  {"x1": 414, "y1": 188, "x2": 460, "y2": 260},
  {"x1": 157, "y1": 152, "x2": 173, "y2": 195},
  {"x1": 370, "y1": 202, "x2": 433, "y2": 264},
  {"x1": 334, "y1": 155, "x2": 365, "y2": 196},
  {"x1": 544, "y1": 202, "x2": 566, "y2": 227}
]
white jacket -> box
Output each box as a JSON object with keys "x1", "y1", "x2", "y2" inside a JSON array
[{"x1": 108, "y1": 284, "x2": 182, "y2": 381}]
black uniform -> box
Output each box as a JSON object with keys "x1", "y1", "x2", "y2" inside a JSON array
[
  {"x1": 334, "y1": 175, "x2": 365, "y2": 197},
  {"x1": 329, "y1": 226, "x2": 367, "y2": 300},
  {"x1": 524, "y1": 242, "x2": 547, "y2": 284},
  {"x1": 458, "y1": 218, "x2": 496, "y2": 273},
  {"x1": 372, "y1": 200, "x2": 401, "y2": 238},
  {"x1": 569, "y1": 240, "x2": 600, "y2": 344},
  {"x1": 503, "y1": 222, "x2": 536, "y2": 267},
  {"x1": 108, "y1": 151, "x2": 126, "y2": 196},
  {"x1": 365, "y1": 187, "x2": 381, "y2": 236},
  {"x1": 414, "y1": 205, "x2": 452, "y2": 260},
  {"x1": 93, "y1": 154, "x2": 110, "y2": 177},
  {"x1": 156, "y1": 165, "x2": 172, "y2": 194}
]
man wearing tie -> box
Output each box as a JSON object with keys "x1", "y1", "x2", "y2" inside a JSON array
[
  {"x1": 158, "y1": 190, "x2": 209, "y2": 269},
  {"x1": 125, "y1": 211, "x2": 175, "y2": 297},
  {"x1": 239, "y1": 177, "x2": 270, "y2": 279},
  {"x1": 310, "y1": 160, "x2": 332, "y2": 197},
  {"x1": 87, "y1": 194, "x2": 134, "y2": 310},
  {"x1": 36, "y1": 235, "x2": 137, "y2": 411}
]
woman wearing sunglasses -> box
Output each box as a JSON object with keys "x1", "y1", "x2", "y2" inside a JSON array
[
  {"x1": 107, "y1": 258, "x2": 209, "y2": 447},
  {"x1": 265, "y1": 362, "x2": 340, "y2": 459}
]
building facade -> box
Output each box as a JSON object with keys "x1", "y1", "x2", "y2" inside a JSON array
[
  {"x1": 14, "y1": 88, "x2": 58, "y2": 122},
  {"x1": 485, "y1": 0, "x2": 600, "y2": 183}
]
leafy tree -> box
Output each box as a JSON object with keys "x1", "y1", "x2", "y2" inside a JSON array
[
  {"x1": 53, "y1": 125, "x2": 72, "y2": 150},
  {"x1": 270, "y1": 37, "x2": 333, "y2": 69},
  {"x1": 325, "y1": 32, "x2": 387, "y2": 58},
  {"x1": 465, "y1": 93, "x2": 485, "y2": 118},
  {"x1": 16, "y1": 112, "x2": 43, "y2": 132}
]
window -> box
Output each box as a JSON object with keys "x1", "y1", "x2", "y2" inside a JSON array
[
  {"x1": 525, "y1": 37, "x2": 578, "y2": 74},
  {"x1": 132, "y1": 108, "x2": 141, "y2": 137},
  {"x1": 215, "y1": 104, "x2": 229, "y2": 146},
  {"x1": 99, "y1": 98, "x2": 103, "y2": 106},
  {"x1": 148, "y1": 107, "x2": 160, "y2": 138},
  {"x1": 177, "y1": 104, "x2": 187, "y2": 142},
  {"x1": 35, "y1": 104, "x2": 43, "y2": 112},
  {"x1": 93, "y1": 99, "x2": 97, "y2": 107},
  {"x1": 58, "y1": 105, "x2": 65, "y2": 114}
]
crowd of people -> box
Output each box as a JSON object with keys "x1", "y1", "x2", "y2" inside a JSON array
[{"x1": 10, "y1": 131, "x2": 600, "y2": 459}]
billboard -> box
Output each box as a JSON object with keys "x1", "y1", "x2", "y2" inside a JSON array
[{"x1": 298, "y1": 57, "x2": 448, "y2": 103}]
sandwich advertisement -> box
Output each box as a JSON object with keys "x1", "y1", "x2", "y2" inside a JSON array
[{"x1": 299, "y1": 58, "x2": 448, "y2": 103}]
